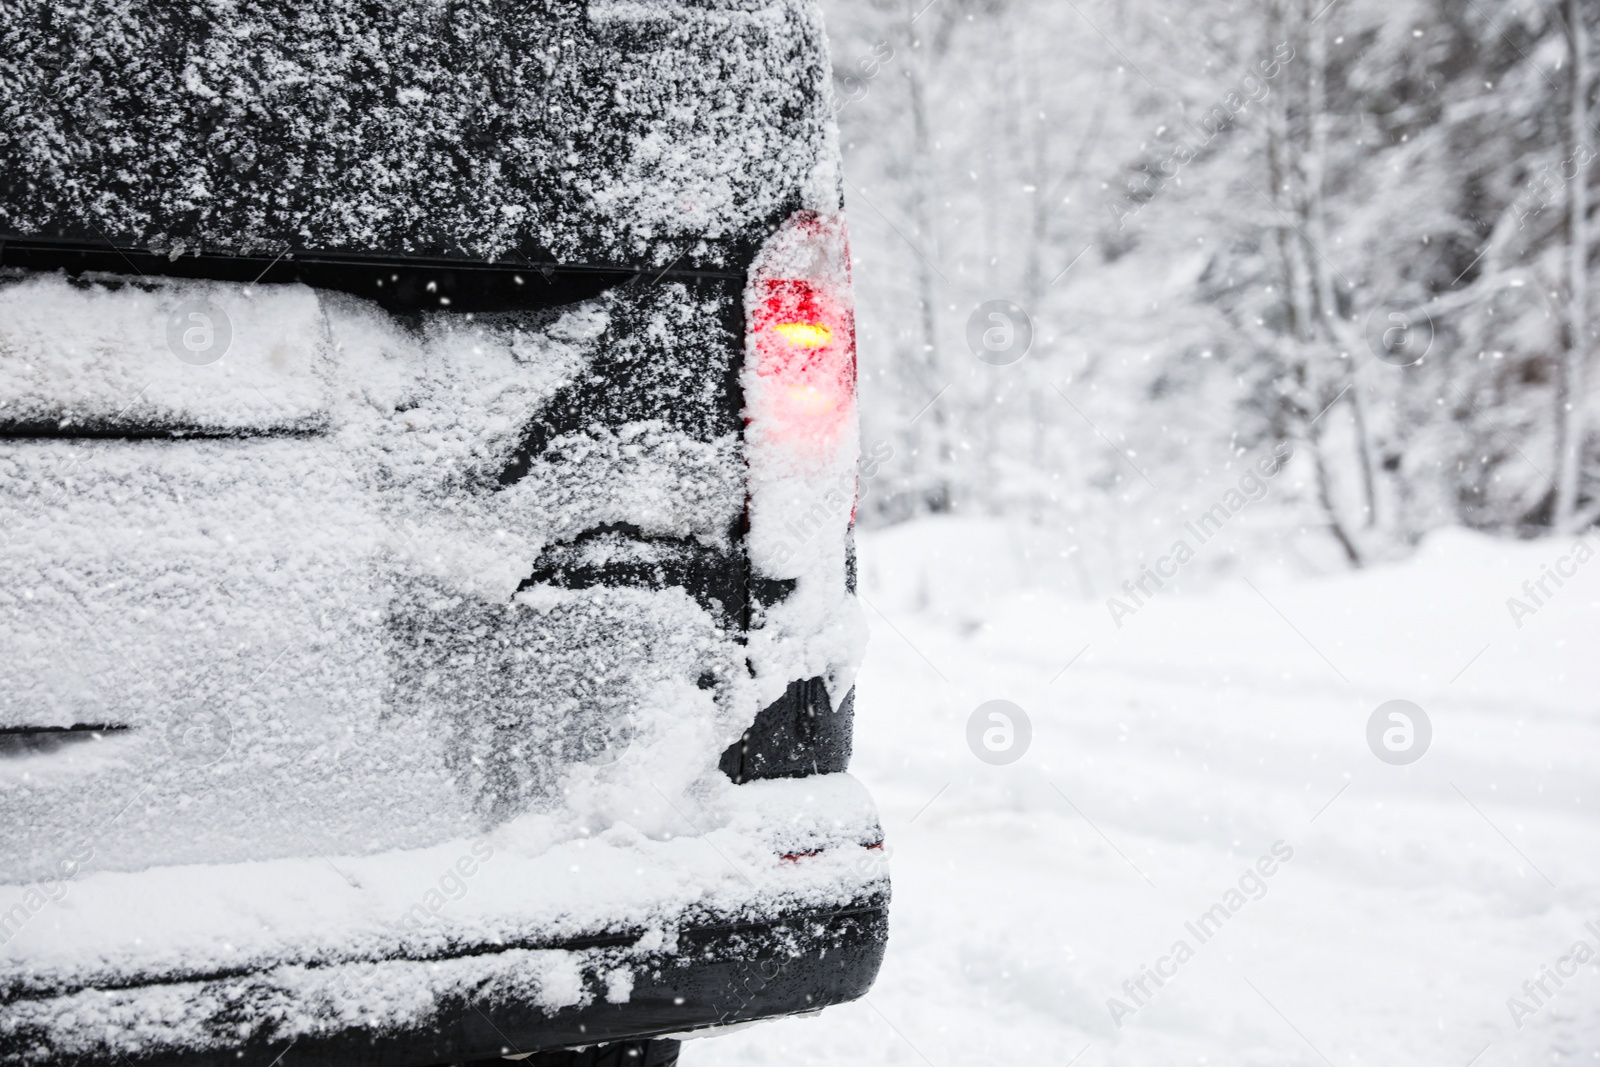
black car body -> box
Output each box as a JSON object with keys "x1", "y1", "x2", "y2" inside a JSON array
[{"x1": 0, "y1": 2, "x2": 885, "y2": 1064}]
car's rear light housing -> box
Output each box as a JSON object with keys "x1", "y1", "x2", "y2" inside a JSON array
[
  {"x1": 745, "y1": 212, "x2": 858, "y2": 450},
  {"x1": 736, "y1": 212, "x2": 866, "y2": 775},
  {"x1": 742, "y1": 212, "x2": 860, "y2": 580}
]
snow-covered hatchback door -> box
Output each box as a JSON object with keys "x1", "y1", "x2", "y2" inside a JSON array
[{"x1": 0, "y1": 2, "x2": 887, "y2": 1065}]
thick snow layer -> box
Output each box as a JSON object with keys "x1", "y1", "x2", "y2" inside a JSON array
[
  {"x1": 1, "y1": 774, "x2": 881, "y2": 993},
  {"x1": 0, "y1": 0, "x2": 841, "y2": 266},
  {"x1": 695, "y1": 518, "x2": 1600, "y2": 1065},
  {"x1": 0, "y1": 270, "x2": 754, "y2": 879},
  {"x1": 0, "y1": 273, "x2": 327, "y2": 432},
  {"x1": 5, "y1": 950, "x2": 599, "y2": 1061}
]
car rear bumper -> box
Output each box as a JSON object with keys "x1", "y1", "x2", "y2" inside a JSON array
[
  {"x1": 0, "y1": 775, "x2": 887, "y2": 1067},
  {"x1": 1, "y1": 895, "x2": 887, "y2": 1067}
]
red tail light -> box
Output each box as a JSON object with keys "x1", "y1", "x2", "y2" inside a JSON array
[
  {"x1": 742, "y1": 212, "x2": 861, "y2": 578},
  {"x1": 744, "y1": 212, "x2": 857, "y2": 449}
]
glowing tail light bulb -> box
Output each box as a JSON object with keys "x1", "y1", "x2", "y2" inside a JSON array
[{"x1": 744, "y1": 212, "x2": 857, "y2": 448}]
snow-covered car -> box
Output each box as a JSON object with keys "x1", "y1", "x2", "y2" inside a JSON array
[{"x1": 0, "y1": 2, "x2": 885, "y2": 1064}]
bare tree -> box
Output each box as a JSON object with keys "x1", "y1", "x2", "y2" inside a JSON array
[
  {"x1": 898, "y1": 0, "x2": 954, "y2": 513},
  {"x1": 1555, "y1": 0, "x2": 1591, "y2": 531},
  {"x1": 1264, "y1": 0, "x2": 1365, "y2": 564}
]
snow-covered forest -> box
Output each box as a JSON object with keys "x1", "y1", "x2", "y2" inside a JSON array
[
  {"x1": 697, "y1": 11, "x2": 1599, "y2": 1063},
  {"x1": 827, "y1": 0, "x2": 1598, "y2": 583}
]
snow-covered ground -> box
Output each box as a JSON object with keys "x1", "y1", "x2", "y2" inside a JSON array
[{"x1": 695, "y1": 517, "x2": 1600, "y2": 1066}]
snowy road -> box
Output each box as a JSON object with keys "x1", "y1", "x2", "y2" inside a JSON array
[{"x1": 695, "y1": 518, "x2": 1600, "y2": 1066}]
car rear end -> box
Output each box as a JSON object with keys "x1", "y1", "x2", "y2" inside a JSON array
[{"x1": 0, "y1": 2, "x2": 886, "y2": 1064}]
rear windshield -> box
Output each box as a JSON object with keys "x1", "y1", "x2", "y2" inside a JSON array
[{"x1": 0, "y1": 0, "x2": 833, "y2": 269}]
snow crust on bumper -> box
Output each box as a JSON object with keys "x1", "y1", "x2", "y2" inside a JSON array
[
  {"x1": 0, "y1": 775, "x2": 885, "y2": 1064},
  {"x1": 2, "y1": 900, "x2": 888, "y2": 1067}
]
